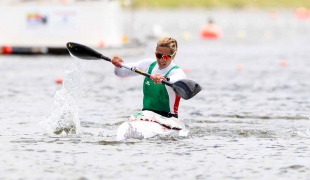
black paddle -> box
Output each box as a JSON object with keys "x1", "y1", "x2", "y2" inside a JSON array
[{"x1": 66, "y1": 42, "x2": 202, "y2": 100}]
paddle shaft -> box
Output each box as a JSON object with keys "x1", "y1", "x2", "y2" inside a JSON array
[
  {"x1": 66, "y1": 42, "x2": 202, "y2": 99},
  {"x1": 99, "y1": 54, "x2": 173, "y2": 87}
]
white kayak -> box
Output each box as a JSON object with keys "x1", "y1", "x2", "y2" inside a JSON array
[{"x1": 116, "y1": 111, "x2": 189, "y2": 141}]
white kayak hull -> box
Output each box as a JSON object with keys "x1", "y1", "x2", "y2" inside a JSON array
[{"x1": 116, "y1": 120, "x2": 188, "y2": 141}]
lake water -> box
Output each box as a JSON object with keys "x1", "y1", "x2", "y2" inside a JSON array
[{"x1": 1, "y1": 9, "x2": 310, "y2": 179}]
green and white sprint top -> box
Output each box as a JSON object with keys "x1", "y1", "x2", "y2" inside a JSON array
[{"x1": 114, "y1": 58, "x2": 186, "y2": 116}]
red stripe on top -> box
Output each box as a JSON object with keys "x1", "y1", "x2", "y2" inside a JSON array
[{"x1": 173, "y1": 95, "x2": 181, "y2": 114}]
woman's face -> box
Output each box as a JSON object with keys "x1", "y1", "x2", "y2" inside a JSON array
[{"x1": 155, "y1": 46, "x2": 175, "y2": 69}]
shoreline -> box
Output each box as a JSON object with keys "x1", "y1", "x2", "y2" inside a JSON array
[
  {"x1": 123, "y1": 0, "x2": 310, "y2": 9},
  {"x1": 122, "y1": 7, "x2": 300, "y2": 12}
]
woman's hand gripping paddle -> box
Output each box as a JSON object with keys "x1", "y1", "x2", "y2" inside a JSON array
[{"x1": 66, "y1": 42, "x2": 202, "y2": 100}]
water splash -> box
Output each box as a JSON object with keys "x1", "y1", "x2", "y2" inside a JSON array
[{"x1": 40, "y1": 59, "x2": 86, "y2": 136}]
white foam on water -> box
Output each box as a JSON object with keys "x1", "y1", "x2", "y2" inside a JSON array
[
  {"x1": 40, "y1": 58, "x2": 88, "y2": 136},
  {"x1": 295, "y1": 127, "x2": 310, "y2": 138},
  {"x1": 294, "y1": 114, "x2": 310, "y2": 138}
]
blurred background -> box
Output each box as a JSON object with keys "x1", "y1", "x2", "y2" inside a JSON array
[{"x1": 0, "y1": 0, "x2": 309, "y2": 55}]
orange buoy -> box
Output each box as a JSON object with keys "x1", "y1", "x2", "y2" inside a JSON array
[
  {"x1": 200, "y1": 19, "x2": 222, "y2": 40},
  {"x1": 280, "y1": 61, "x2": 288, "y2": 67},
  {"x1": 236, "y1": 65, "x2": 244, "y2": 71},
  {"x1": 98, "y1": 41, "x2": 105, "y2": 48},
  {"x1": 183, "y1": 68, "x2": 191, "y2": 73},
  {"x1": 122, "y1": 35, "x2": 128, "y2": 44},
  {"x1": 56, "y1": 77, "x2": 63, "y2": 84},
  {"x1": 2, "y1": 46, "x2": 13, "y2": 54},
  {"x1": 295, "y1": 7, "x2": 310, "y2": 20}
]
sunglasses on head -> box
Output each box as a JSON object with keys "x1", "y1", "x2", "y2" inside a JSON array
[{"x1": 155, "y1": 52, "x2": 175, "y2": 61}]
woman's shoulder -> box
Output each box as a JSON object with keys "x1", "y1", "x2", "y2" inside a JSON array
[
  {"x1": 137, "y1": 58, "x2": 156, "y2": 66},
  {"x1": 169, "y1": 65, "x2": 186, "y2": 78},
  {"x1": 136, "y1": 58, "x2": 156, "y2": 70}
]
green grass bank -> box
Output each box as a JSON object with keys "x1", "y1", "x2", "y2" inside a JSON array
[{"x1": 123, "y1": 0, "x2": 310, "y2": 8}]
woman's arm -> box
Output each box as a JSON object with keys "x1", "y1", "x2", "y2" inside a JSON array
[{"x1": 113, "y1": 58, "x2": 155, "y2": 77}]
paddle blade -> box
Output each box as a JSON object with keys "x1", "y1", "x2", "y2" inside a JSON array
[
  {"x1": 172, "y1": 79, "x2": 202, "y2": 100},
  {"x1": 66, "y1": 42, "x2": 107, "y2": 60}
]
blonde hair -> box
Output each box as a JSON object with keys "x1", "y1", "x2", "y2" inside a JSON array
[{"x1": 157, "y1": 37, "x2": 178, "y2": 54}]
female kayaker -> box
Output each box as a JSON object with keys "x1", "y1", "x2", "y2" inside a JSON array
[{"x1": 111, "y1": 37, "x2": 186, "y2": 119}]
